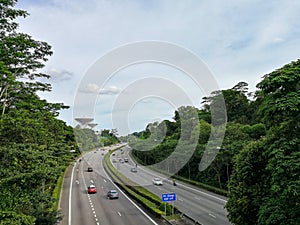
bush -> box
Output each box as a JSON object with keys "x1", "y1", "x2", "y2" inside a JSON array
[{"x1": 158, "y1": 203, "x2": 172, "y2": 216}]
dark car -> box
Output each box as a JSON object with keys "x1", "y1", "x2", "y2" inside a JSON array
[
  {"x1": 87, "y1": 167, "x2": 93, "y2": 172},
  {"x1": 107, "y1": 190, "x2": 119, "y2": 199},
  {"x1": 88, "y1": 184, "x2": 97, "y2": 194}
]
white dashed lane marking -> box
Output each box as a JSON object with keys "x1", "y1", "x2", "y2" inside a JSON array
[{"x1": 209, "y1": 213, "x2": 216, "y2": 218}]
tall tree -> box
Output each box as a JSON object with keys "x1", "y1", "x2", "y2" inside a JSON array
[
  {"x1": 0, "y1": 0, "x2": 53, "y2": 116},
  {"x1": 255, "y1": 60, "x2": 300, "y2": 126},
  {"x1": 226, "y1": 59, "x2": 300, "y2": 225},
  {"x1": 0, "y1": 1, "x2": 76, "y2": 224}
]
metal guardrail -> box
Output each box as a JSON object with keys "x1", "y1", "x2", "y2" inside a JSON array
[{"x1": 181, "y1": 213, "x2": 203, "y2": 225}]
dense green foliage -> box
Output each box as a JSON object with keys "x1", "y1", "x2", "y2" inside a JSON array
[
  {"x1": 0, "y1": 1, "x2": 79, "y2": 224},
  {"x1": 226, "y1": 60, "x2": 300, "y2": 225},
  {"x1": 99, "y1": 129, "x2": 119, "y2": 146},
  {"x1": 131, "y1": 90, "x2": 261, "y2": 189},
  {"x1": 131, "y1": 62, "x2": 300, "y2": 224}
]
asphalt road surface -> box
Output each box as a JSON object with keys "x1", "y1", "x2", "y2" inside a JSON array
[
  {"x1": 111, "y1": 145, "x2": 231, "y2": 225},
  {"x1": 59, "y1": 145, "x2": 162, "y2": 225}
]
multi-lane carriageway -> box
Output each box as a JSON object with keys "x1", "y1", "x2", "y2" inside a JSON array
[{"x1": 59, "y1": 145, "x2": 231, "y2": 225}]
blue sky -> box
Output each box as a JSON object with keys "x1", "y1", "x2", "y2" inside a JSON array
[{"x1": 16, "y1": 0, "x2": 300, "y2": 135}]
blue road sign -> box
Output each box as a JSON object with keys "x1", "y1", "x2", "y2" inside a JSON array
[{"x1": 162, "y1": 193, "x2": 176, "y2": 202}]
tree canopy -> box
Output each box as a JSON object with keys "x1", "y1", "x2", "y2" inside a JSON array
[{"x1": 0, "y1": 1, "x2": 79, "y2": 224}]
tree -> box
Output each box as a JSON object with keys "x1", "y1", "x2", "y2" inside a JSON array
[
  {"x1": 0, "y1": 0, "x2": 53, "y2": 116},
  {"x1": 0, "y1": 211, "x2": 35, "y2": 225},
  {"x1": 0, "y1": 1, "x2": 77, "y2": 224},
  {"x1": 257, "y1": 121, "x2": 300, "y2": 225},
  {"x1": 202, "y1": 82, "x2": 251, "y2": 124},
  {"x1": 255, "y1": 60, "x2": 300, "y2": 127},
  {"x1": 226, "y1": 59, "x2": 300, "y2": 225},
  {"x1": 226, "y1": 140, "x2": 269, "y2": 225}
]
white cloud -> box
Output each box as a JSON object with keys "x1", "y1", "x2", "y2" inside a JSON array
[
  {"x1": 79, "y1": 84, "x2": 121, "y2": 95},
  {"x1": 47, "y1": 68, "x2": 73, "y2": 81},
  {"x1": 100, "y1": 86, "x2": 122, "y2": 95},
  {"x1": 16, "y1": 0, "x2": 300, "y2": 134}
]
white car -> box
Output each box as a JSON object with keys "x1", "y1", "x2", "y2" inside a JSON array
[{"x1": 152, "y1": 178, "x2": 163, "y2": 185}]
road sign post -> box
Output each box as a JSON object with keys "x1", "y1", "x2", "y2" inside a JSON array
[
  {"x1": 162, "y1": 193, "x2": 176, "y2": 216},
  {"x1": 162, "y1": 193, "x2": 176, "y2": 202}
]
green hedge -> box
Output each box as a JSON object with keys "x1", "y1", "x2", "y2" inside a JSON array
[{"x1": 52, "y1": 172, "x2": 64, "y2": 211}]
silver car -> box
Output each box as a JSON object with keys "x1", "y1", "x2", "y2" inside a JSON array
[{"x1": 107, "y1": 190, "x2": 119, "y2": 199}]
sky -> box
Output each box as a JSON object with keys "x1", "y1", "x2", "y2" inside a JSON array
[{"x1": 15, "y1": 0, "x2": 300, "y2": 135}]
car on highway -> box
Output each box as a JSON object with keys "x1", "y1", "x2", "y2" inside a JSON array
[
  {"x1": 87, "y1": 167, "x2": 93, "y2": 172},
  {"x1": 88, "y1": 184, "x2": 97, "y2": 194},
  {"x1": 124, "y1": 158, "x2": 129, "y2": 162},
  {"x1": 130, "y1": 167, "x2": 137, "y2": 173},
  {"x1": 107, "y1": 190, "x2": 119, "y2": 199},
  {"x1": 152, "y1": 177, "x2": 163, "y2": 185}
]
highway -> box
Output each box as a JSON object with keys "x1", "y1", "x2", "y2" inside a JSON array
[
  {"x1": 59, "y1": 146, "x2": 162, "y2": 225},
  {"x1": 111, "y1": 145, "x2": 231, "y2": 225},
  {"x1": 59, "y1": 144, "x2": 230, "y2": 225}
]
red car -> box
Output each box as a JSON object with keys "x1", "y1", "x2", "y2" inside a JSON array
[{"x1": 88, "y1": 184, "x2": 97, "y2": 194}]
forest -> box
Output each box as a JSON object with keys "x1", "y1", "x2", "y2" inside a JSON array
[
  {"x1": 131, "y1": 62, "x2": 300, "y2": 224},
  {"x1": 0, "y1": 0, "x2": 80, "y2": 224}
]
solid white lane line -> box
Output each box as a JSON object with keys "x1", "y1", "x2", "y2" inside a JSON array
[
  {"x1": 103, "y1": 165, "x2": 159, "y2": 225},
  {"x1": 68, "y1": 162, "x2": 77, "y2": 225}
]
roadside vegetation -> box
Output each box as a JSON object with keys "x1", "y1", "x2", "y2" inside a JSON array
[
  {"x1": 130, "y1": 62, "x2": 300, "y2": 224},
  {"x1": 0, "y1": 1, "x2": 81, "y2": 224},
  {"x1": 0, "y1": 2, "x2": 120, "y2": 224}
]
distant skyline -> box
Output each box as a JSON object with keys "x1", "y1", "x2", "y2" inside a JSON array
[{"x1": 16, "y1": 0, "x2": 300, "y2": 135}]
